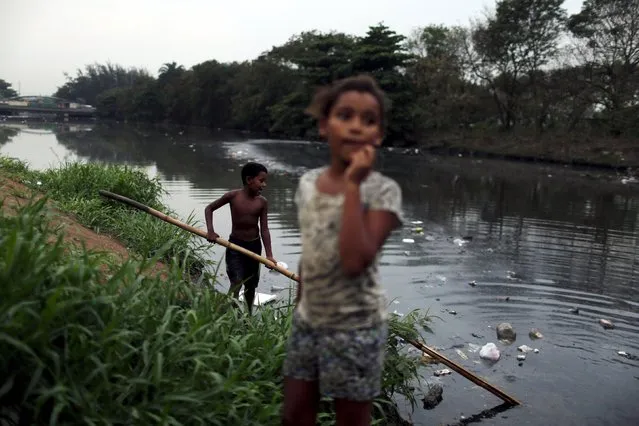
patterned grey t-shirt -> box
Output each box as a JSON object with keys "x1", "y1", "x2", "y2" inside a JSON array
[{"x1": 294, "y1": 166, "x2": 404, "y2": 330}]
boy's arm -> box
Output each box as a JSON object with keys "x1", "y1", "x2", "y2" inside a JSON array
[
  {"x1": 259, "y1": 199, "x2": 276, "y2": 265},
  {"x1": 204, "y1": 191, "x2": 234, "y2": 241}
]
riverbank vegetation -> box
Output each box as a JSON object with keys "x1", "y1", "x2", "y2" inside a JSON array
[
  {"x1": 51, "y1": 0, "x2": 639, "y2": 167},
  {"x1": 0, "y1": 158, "x2": 435, "y2": 425},
  {"x1": 0, "y1": 157, "x2": 208, "y2": 278}
]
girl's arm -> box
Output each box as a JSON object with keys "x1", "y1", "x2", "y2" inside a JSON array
[{"x1": 339, "y1": 181, "x2": 400, "y2": 277}]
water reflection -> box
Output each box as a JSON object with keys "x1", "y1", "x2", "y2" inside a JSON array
[{"x1": 1, "y1": 123, "x2": 638, "y2": 426}]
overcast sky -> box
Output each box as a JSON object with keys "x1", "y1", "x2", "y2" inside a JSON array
[{"x1": 1, "y1": 0, "x2": 585, "y2": 96}]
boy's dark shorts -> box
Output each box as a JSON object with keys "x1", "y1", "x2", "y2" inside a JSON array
[{"x1": 226, "y1": 236, "x2": 262, "y2": 289}]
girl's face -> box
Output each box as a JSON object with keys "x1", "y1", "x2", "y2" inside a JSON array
[{"x1": 319, "y1": 90, "x2": 382, "y2": 166}]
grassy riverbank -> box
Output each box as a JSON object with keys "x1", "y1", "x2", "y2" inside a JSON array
[
  {"x1": 0, "y1": 158, "x2": 435, "y2": 425},
  {"x1": 0, "y1": 157, "x2": 209, "y2": 279}
]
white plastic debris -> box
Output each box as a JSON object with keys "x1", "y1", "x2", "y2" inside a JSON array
[
  {"x1": 434, "y1": 368, "x2": 452, "y2": 377},
  {"x1": 599, "y1": 319, "x2": 615, "y2": 329},
  {"x1": 276, "y1": 261, "x2": 288, "y2": 269},
  {"x1": 479, "y1": 343, "x2": 501, "y2": 361},
  {"x1": 517, "y1": 354, "x2": 526, "y2": 361},
  {"x1": 411, "y1": 220, "x2": 424, "y2": 225},
  {"x1": 533, "y1": 348, "x2": 540, "y2": 354},
  {"x1": 453, "y1": 238, "x2": 468, "y2": 247},
  {"x1": 402, "y1": 238, "x2": 415, "y2": 244},
  {"x1": 468, "y1": 343, "x2": 481, "y2": 353},
  {"x1": 455, "y1": 349, "x2": 468, "y2": 360},
  {"x1": 518, "y1": 345, "x2": 534, "y2": 353}
]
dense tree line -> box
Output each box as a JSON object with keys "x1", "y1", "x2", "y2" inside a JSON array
[
  {"x1": 52, "y1": 0, "x2": 639, "y2": 145},
  {"x1": 0, "y1": 80, "x2": 18, "y2": 99}
]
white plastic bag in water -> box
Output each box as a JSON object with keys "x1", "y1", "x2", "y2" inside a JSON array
[{"x1": 479, "y1": 342, "x2": 500, "y2": 361}]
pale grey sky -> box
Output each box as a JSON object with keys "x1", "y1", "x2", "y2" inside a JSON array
[{"x1": 1, "y1": 0, "x2": 585, "y2": 96}]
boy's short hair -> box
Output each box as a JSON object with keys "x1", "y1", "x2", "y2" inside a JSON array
[
  {"x1": 241, "y1": 162, "x2": 268, "y2": 185},
  {"x1": 305, "y1": 74, "x2": 389, "y2": 133}
]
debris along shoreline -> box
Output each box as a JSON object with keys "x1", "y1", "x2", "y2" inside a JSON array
[
  {"x1": 0, "y1": 156, "x2": 443, "y2": 425},
  {"x1": 100, "y1": 189, "x2": 520, "y2": 407}
]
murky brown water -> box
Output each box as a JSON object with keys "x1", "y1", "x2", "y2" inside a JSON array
[{"x1": 2, "y1": 122, "x2": 638, "y2": 425}]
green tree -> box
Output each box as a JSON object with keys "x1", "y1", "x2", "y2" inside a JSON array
[
  {"x1": 568, "y1": 0, "x2": 639, "y2": 134},
  {"x1": 353, "y1": 23, "x2": 416, "y2": 144},
  {"x1": 266, "y1": 31, "x2": 358, "y2": 138},
  {"x1": 0, "y1": 79, "x2": 18, "y2": 99},
  {"x1": 54, "y1": 62, "x2": 152, "y2": 105},
  {"x1": 467, "y1": 0, "x2": 567, "y2": 130},
  {"x1": 406, "y1": 25, "x2": 485, "y2": 133}
]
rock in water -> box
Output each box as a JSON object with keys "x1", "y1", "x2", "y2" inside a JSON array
[
  {"x1": 599, "y1": 319, "x2": 614, "y2": 329},
  {"x1": 529, "y1": 328, "x2": 544, "y2": 340},
  {"x1": 422, "y1": 383, "x2": 443, "y2": 410},
  {"x1": 479, "y1": 343, "x2": 501, "y2": 361},
  {"x1": 496, "y1": 323, "x2": 517, "y2": 342}
]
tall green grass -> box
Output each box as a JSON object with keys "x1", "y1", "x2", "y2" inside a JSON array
[
  {"x1": 0, "y1": 157, "x2": 209, "y2": 279},
  {"x1": 0, "y1": 199, "x2": 433, "y2": 425}
]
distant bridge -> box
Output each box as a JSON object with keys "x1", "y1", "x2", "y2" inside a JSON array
[{"x1": 0, "y1": 96, "x2": 96, "y2": 118}]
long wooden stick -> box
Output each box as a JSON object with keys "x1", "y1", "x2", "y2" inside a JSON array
[
  {"x1": 98, "y1": 190, "x2": 298, "y2": 281},
  {"x1": 98, "y1": 189, "x2": 520, "y2": 406}
]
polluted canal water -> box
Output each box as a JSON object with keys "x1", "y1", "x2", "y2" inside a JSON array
[{"x1": 1, "y1": 123, "x2": 639, "y2": 426}]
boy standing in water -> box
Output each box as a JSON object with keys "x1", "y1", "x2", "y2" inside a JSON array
[
  {"x1": 205, "y1": 162, "x2": 277, "y2": 314},
  {"x1": 282, "y1": 75, "x2": 403, "y2": 426}
]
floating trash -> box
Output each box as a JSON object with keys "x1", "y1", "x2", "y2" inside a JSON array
[
  {"x1": 517, "y1": 354, "x2": 526, "y2": 361},
  {"x1": 599, "y1": 319, "x2": 615, "y2": 329},
  {"x1": 529, "y1": 328, "x2": 544, "y2": 340},
  {"x1": 412, "y1": 227, "x2": 424, "y2": 234},
  {"x1": 479, "y1": 343, "x2": 500, "y2": 361},
  {"x1": 453, "y1": 238, "x2": 468, "y2": 247},
  {"x1": 506, "y1": 271, "x2": 521, "y2": 280},
  {"x1": 533, "y1": 348, "x2": 540, "y2": 354},
  {"x1": 468, "y1": 280, "x2": 477, "y2": 287},
  {"x1": 411, "y1": 220, "x2": 424, "y2": 225},
  {"x1": 455, "y1": 349, "x2": 468, "y2": 360},
  {"x1": 468, "y1": 343, "x2": 481, "y2": 353},
  {"x1": 420, "y1": 353, "x2": 439, "y2": 365},
  {"x1": 268, "y1": 261, "x2": 289, "y2": 272},
  {"x1": 402, "y1": 238, "x2": 415, "y2": 244},
  {"x1": 517, "y1": 345, "x2": 534, "y2": 353},
  {"x1": 434, "y1": 368, "x2": 452, "y2": 377}
]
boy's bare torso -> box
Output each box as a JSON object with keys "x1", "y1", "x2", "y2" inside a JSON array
[{"x1": 228, "y1": 189, "x2": 266, "y2": 241}]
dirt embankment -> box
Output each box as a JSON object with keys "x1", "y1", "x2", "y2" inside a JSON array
[{"x1": 0, "y1": 175, "x2": 166, "y2": 277}]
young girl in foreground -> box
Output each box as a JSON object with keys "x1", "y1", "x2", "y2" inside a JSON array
[{"x1": 282, "y1": 75, "x2": 404, "y2": 426}]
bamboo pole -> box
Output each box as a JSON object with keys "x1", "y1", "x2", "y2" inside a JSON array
[
  {"x1": 98, "y1": 190, "x2": 298, "y2": 281},
  {"x1": 98, "y1": 189, "x2": 520, "y2": 406}
]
